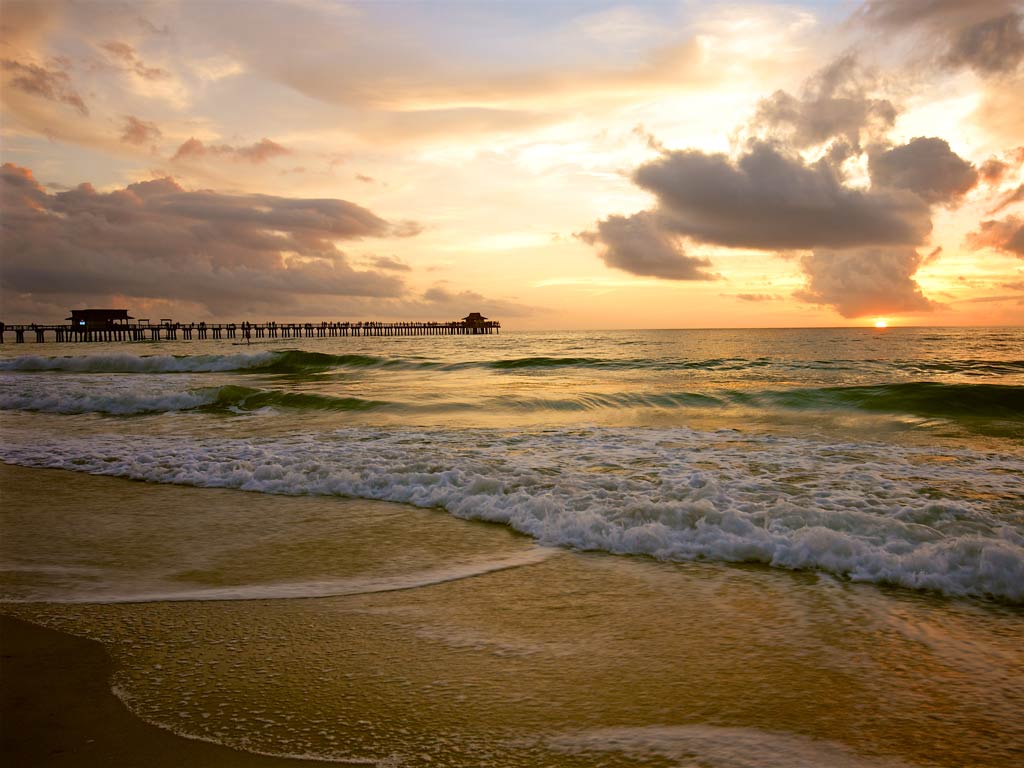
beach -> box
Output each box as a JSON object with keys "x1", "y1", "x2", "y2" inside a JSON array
[
  {"x1": 0, "y1": 610, "x2": 326, "y2": 768},
  {"x1": 2, "y1": 458, "x2": 1022, "y2": 767},
  {"x1": 1, "y1": 328, "x2": 1023, "y2": 766}
]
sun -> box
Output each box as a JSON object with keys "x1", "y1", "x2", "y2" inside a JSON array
[{"x1": 874, "y1": 318, "x2": 889, "y2": 328}]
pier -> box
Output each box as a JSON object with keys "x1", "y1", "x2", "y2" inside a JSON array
[{"x1": 0, "y1": 315, "x2": 500, "y2": 343}]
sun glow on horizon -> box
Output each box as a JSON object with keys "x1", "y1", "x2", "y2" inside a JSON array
[{"x1": 874, "y1": 318, "x2": 889, "y2": 328}]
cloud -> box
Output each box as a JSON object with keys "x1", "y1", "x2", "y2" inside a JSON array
[
  {"x1": 0, "y1": 58, "x2": 87, "y2": 115},
  {"x1": 172, "y1": 137, "x2": 291, "y2": 164},
  {"x1": 990, "y1": 183, "x2": 1024, "y2": 213},
  {"x1": 752, "y1": 55, "x2": 897, "y2": 150},
  {"x1": 857, "y1": 1, "x2": 1024, "y2": 74},
  {"x1": 966, "y1": 215, "x2": 1024, "y2": 256},
  {"x1": 868, "y1": 137, "x2": 978, "y2": 205},
  {"x1": 794, "y1": 247, "x2": 936, "y2": 317},
  {"x1": 630, "y1": 142, "x2": 931, "y2": 250},
  {"x1": 98, "y1": 40, "x2": 168, "y2": 80},
  {"x1": 120, "y1": 115, "x2": 161, "y2": 145},
  {"x1": 980, "y1": 157, "x2": 1009, "y2": 183},
  {"x1": 421, "y1": 285, "x2": 536, "y2": 318},
  {"x1": 0, "y1": 163, "x2": 418, "y2": 317},
  {"x1": 576, "y1": 211, "x2": 717, "y2": 281},
  {"x1": 733, "y1": 293, "x2": 782, "y2": 302},
  {"x1": 942, "y1": 12, "x2": 1024, "y2": 74},
  {"x1": 370, "y1": 255, "x2": 411, "y2": 272}
]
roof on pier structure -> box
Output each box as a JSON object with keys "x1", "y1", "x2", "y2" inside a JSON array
[
  {"x1": 463, "y1": 312, "x2": 488, "y2": 323},
  {"x1": 67, "y1": 309, "x2": 133, "y2": 324}
]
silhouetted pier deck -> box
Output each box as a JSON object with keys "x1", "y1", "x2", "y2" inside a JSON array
[{"x1": 0, "y1": 319, "x2": 500, "y2": 343}]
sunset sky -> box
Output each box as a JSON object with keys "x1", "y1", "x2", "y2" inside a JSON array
[{"x1": 2, "y1": 0, "x2": 1022, "y2": 328}]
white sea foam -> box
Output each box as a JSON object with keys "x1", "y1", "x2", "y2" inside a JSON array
[
  {"x1": 2, "y1": 427, "x2": 1022, "y2": 602},
  {"x1": 0, "y1": 374, "x2": 218, "y2": 415},
  {"x1": 1, "y1": 549, "x2": 553, "y2": 604},
  {"x1": 0, "y1": 351, "x2": 278, "y2": 373},
  {"x1": 0, "y1": 387, "x2": 218, "y2": 415}
]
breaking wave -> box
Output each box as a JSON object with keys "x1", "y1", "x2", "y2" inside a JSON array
[
  {"x1": 2, "y1": 427, "x2": 1021, "y2": 602},
  {"x1": 0, "y1": 350, "x2": 403, "y2": 374},
  {"x1": 2, "y1": 376, "x2": 1019, "y2": 423},
  {"x1": 0, "y1": 383, "x2": 388, "y2": 415},
  {"x1": 5, "y1": 351, "x2": 1022, "y2": 377}
]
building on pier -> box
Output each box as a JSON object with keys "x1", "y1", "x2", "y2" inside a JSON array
[
  {"x1": 463, "y1": 312, "x2": 488, "y2": 332},
  {"x1": 67, "y1": 309, "x2": 133, "y2": 331}
]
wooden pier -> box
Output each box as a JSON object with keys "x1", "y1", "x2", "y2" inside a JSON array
[{"x1": 0, "y1": 319, "x2": 500, "y2": 344}]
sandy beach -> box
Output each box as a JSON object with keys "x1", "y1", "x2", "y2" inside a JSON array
[
  {"x1": 2, "y1": 461, "x2": 1022, "y2": 767},
  {"x1": 0, "y1": 614, "x2": 329, "y2": 767}
]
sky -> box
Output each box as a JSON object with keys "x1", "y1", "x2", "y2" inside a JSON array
[{"x1": 1, "y1": 0, "x2": 1023, "y2": 329}]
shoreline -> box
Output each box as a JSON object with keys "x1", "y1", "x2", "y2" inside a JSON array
[{"x1": 0, "y1": 614, "x2": 334, "y2": 767}]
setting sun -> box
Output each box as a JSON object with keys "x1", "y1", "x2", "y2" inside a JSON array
[{"x1": 874, "y1": 319, "x2": 889, "y2": 328}]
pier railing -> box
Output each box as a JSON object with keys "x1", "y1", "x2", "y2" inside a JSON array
[{"x1": 0, "y1": 320, "x2": 500, "y2": 343}]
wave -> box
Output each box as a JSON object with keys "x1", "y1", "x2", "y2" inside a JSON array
[
  {"x1": 6, "y1": 351, "x2": 1021, "y2": 377},
  {"x1": 208, "y1": 386, "x2": 387, "y2": 413},
  {"x1": 1, "y1": 378, "x2": 1020, "y2": 422},
  {"x1": 0, "y1": 383, "x2": 388, "y2": 415},
  {"x1": 750, "y1": 383, "x2": 1024, "y2": 420},
  {"x1": 0, "y1": 350, "x2": 417, "y2": 375},
  {"x1": 2, "y1": 427, "x2": 1021, "y2": 602},
  {"x1": 481, "y1": 383, "x2": 1024, "y2": 420},
  {"x1": 0, "y1": 351, "x2": 282, "y2": 373}
]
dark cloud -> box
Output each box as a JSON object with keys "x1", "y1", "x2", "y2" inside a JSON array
[
  {"x1": 370, "y1": 255, "x2": 411, "y2": 272},
  {"x1": 990, "y1": 183, "x2": 1024, "y2": 213},
  {"x1": 355, "y1": 174, "x2": 375, "y2": 183},
  {"x1": 856, "y1": 0, "x2": 980, "y2": 28},
  {"x1": 0, "y1": 163, "x2": 418, "y2": 317},
  {"x1": 172, "y1": 137, "x2": 291, "y2": 164},
  {"x1": 967, "y1": 216, "x2": 1024, "y2": 256},
  {"x1": 857, "y1": 1, "x2": 1019, "y2": 33},
  {"x1": 733, "y1": 293, "x2": 781, "y2": 302},
  {"x1": 980, "y1": 157, "x2": 1009, "y2": 183},
  {"x1": 922, "y1": 245, "x2": 943, "y2": 265},
  {"x1": 631, "y1": 142, "x2": 931, "y2": 250},
  {"x1": 753, "y1": 55, "x2": 897, "y2": 150},
  {"x1": 0, "y1": 58, "x2": 87, "y2": 115},
  {"x1": 120, "y1": 115, "x2": 162, "y2": 146},
  {"x1": 421, "y1": 285, "x2": 535, "y2": 318},
  {"x1": 136, "y1": 16, "x2": 170, "y2": 36},
  {"x1": 100, "y1": 41, "x2": 136, "y2": 61},
  {"x1": 576, "y1": 211, "x2": 717, "y2": 281},
  {"x1": 943, "y1": 12, "x2": 1024, "y2": 74},
  {"x1": 868, "y1": 137, "x2": 978, "y2": 205},
  {"x1": 858, "y1": 1, "x2": 1024, "y2": 75},
  {"x1": 794, "y1": 247, "x2": 935, "y2": 318}
]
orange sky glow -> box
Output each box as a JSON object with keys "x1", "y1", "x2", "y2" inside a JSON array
[{"x1": 1, "y1": 0, "x2": 1022, "y2": 328}]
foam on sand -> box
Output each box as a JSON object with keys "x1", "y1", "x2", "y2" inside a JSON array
[
  {"x1": 544, "y1": 725, "x2": 916, "y2": 768},
  {"x1": 1, "y1": 549, "x2": 553, "y2": 605}
]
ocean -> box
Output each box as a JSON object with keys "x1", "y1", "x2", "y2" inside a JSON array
[{"x1": 1, "y1": 326, "x2": 1022, "y2": 766}]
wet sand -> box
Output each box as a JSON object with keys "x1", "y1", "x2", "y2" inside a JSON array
[{"x1": 0, "y1": 614, "x2": 326, "y2": 767}]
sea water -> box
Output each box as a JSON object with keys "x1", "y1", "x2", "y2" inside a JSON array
[{"x1": 1, "y1": 327, "x2": 1022, "y2": 766}]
